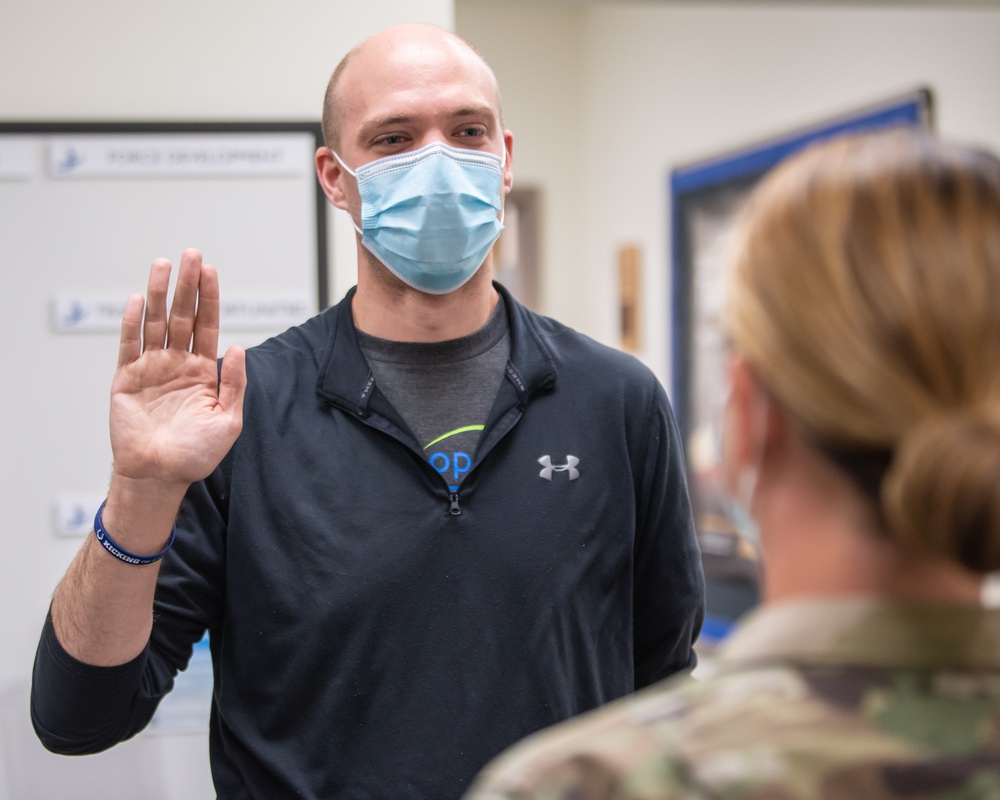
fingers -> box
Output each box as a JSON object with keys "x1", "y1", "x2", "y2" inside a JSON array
[
  {"x1": 117, "y1": 294, "x2": 146, "y2": 368},
  {"x1": 126, "y1": 249, "x2": 222, "y2": 361},
  {"x1": 191, "y1": 263, "x2": 221, "y2": 361},
  {"x1": 166, "y1": 248, "x2": 203, "y2": 351},
  {"x1": 142, "y1": 259, "x2": 173, "y2": 351}
]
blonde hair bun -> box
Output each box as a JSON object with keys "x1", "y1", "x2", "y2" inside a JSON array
[{"x1": 883, "y1": 408, "x2": 1000, "y2": 573}]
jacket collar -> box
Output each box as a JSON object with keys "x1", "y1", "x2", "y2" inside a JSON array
[{"x1": 315, "y1": 283, "x2": 556, "y2": 417}]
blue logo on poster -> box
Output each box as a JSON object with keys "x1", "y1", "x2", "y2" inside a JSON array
[{"x1": 55, "y1": 147, "x2": 85, "y2": 174}]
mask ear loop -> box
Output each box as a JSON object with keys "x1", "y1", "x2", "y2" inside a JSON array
[
  {"x1": 330, "y1": 150, "x2": 365, "y2": 237},
  {"x1": 330, "y1": 150, "x2": 357, "y2": 178},
  {"x1": 497, "y1": 144, "x2": 508, "y2": 226}
]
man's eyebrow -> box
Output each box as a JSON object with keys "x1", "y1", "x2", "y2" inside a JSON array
[
  {"x1": 449, "y1": 105, "x2": 497, "y2": 120},
  {"x1": 358, "y1": 106, "x2": 498, "y2": 141},
  {"x1": 358, "y1": 114, "x2": 414, "y2": 141}
]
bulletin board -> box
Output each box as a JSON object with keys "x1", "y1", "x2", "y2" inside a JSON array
[
  {"x1": 0, "y1": 122, "x2": 332, "y2": 769},
  {"x1": 0, "y1": 119, "x2": 330, "y2": 531},
  {"x1": 668, "y1": 89, "x2": 934, "y2": 643},
  {"x1": 0, "y1": 121, "x2": 330, "y2": 315}
]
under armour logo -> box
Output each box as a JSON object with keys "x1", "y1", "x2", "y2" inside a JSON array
[{"x1": 538, "y1": 455, "x2": 580, "y2": 481}]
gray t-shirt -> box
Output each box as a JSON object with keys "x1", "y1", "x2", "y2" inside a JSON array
[{"x1": 357, "y1": 296, "x2": 510, "y2": 490}]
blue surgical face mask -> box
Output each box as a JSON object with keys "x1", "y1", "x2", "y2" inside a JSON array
[{"x1": 333, "y1": 142, "x2": 506, "y2": 295}]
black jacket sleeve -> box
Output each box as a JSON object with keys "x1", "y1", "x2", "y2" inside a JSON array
[
  {"x1": 30, "y1": 466, "x2": 230, "y2": 755},
  {"x1": 631, "y1": 376, "x2": 705, "y2": 687},
  {"x1": 31, "y1": 613, "x2": 160, "y2": 754}
]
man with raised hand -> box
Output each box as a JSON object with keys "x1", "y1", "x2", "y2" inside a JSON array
[{"x1": 32, "y1": 23, "x2": 704, "y2": 799}]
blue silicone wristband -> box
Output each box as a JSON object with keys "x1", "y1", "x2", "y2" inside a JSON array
[{"x1": 93, "y1": 499, "x2": 176, "y2": 566}]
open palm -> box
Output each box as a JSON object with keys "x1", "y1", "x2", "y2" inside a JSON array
[{"x1": 110, "y1": 250, "x2": 246, "y2": 488}]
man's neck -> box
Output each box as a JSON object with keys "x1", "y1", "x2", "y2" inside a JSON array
[{"x1": 351, "y1": 258, "x2": 499, "y2": 342}]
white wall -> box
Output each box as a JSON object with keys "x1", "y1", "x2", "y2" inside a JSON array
[
  {"x1": 456, "y1": 3, "x2": 586, "y2": 326},
  {"x1": 4, "y1": 1, "x2": 452, "y2": 120},
  {"x1": 0, "y1": 2, "x2": 451, "y2": 797},
  {"x1": 584, "y1": 2, "x2": 1000, "y2": 386},
  {"x1": 457, "y1": 1, "x2": 1000, "y2": 390}
]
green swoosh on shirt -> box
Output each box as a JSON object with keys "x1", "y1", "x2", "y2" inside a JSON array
[{"x1": 423, "y1": 425, "x2": 486, "y2": 450}]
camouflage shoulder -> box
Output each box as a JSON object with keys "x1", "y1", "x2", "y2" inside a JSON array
[
  {"x1": 463, "y1": 665, "x2": 1000, "y2": 800},
  {"x1": 463, "y1": 673, "x2": 743, "y2": 799}
]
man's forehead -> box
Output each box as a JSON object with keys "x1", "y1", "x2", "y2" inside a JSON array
[
  {"x1": 337, "y1": 29, "x2": 500, "y2": 117},
  {"x1": 353, "y1": 23, "x2": 480, "y2": 66}
]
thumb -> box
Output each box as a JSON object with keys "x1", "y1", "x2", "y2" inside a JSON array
[{"x1": 218, "y1": 345, "x2": 247, "y2": 428}]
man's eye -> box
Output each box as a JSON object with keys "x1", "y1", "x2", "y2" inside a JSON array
[
  {"x1": 376, "y1": 134, "x2": 406, "y2": 146},
  {"x1": 456, "y1": 127, "x2": 486, "y2": 138}
]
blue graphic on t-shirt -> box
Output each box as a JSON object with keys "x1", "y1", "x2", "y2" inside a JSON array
[
  {"x1": 424, "y1": 425, "x2": 484, "y2": 490},
  {"x1": 429, "y1": 451, "x2": 472, "y2": 490}
]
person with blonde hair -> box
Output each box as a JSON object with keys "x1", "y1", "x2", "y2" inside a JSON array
[{"x1": 464, "y1": 129, "x2": 1000, "y2": 799}]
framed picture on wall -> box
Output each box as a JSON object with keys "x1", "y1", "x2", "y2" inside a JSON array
[{"x1": 669, "y1": 88, "x2": 934, "y2": 646}]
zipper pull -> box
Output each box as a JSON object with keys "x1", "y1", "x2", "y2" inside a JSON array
[{"x1": 449, "y1": 491, "x2": 461, "y2": 516}]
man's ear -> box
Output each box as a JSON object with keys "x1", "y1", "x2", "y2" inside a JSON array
[
  {"x1": 501, "y1": 131, "x2": 514, "y2": 196},
  {"x1": 315, "y1": 147, "x2": 350, "y2": 211}
]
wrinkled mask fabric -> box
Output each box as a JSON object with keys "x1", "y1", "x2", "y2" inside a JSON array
[{"x1": 333, "y1": 142, "x2": 505, "y2": 295}]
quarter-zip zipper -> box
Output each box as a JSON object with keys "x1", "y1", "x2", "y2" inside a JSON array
[{"x1": 348, "y1": 359, "x2": 531, "y2": 519}]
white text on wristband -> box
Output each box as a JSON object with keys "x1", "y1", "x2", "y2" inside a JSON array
[{"x1": 93, "y1": 499, "x2": 176, "y2": 566}]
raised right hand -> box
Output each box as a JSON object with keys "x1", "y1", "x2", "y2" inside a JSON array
[
  {"x1": 110, "y1": 248, "x2": 247, "y2": 490},
  {"x1": 46, "y1": 250, "x2": 246, "y2": 666}
]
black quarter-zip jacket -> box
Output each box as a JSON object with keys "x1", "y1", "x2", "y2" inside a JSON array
[{"x1": 32, "y1": 284, "x2": 705, "y2": 800}]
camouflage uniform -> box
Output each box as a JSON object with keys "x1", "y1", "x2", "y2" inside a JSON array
[{"x1": 464, "y1": 598, "x2": 1000, "y2": 799}]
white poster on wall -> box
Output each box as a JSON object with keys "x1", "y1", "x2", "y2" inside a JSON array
[{"x1": 0, "y1": 122, "x2": 332, "y2": 738}]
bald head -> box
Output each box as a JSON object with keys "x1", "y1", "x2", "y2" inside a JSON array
[{"x1": 321, "y1": 23, "x2": 504, "y2": 152}]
